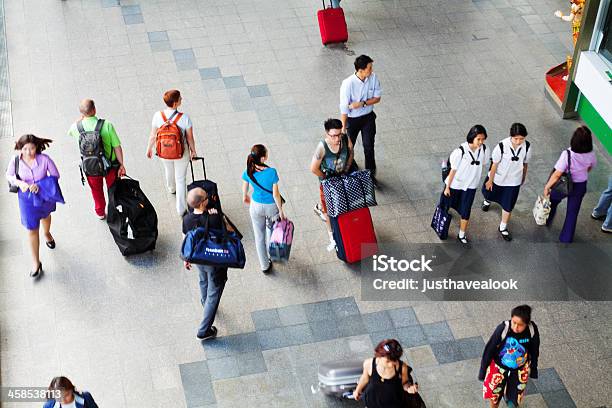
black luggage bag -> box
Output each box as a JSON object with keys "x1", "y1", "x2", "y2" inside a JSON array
[
  {"x1": 188, "y1": 156, "x2": 221, "y2": 211},
  {"x1": 107, "y1": 176, "x2": 158, "y2": 255}
]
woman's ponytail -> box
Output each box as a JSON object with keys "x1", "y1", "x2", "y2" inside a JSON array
[{"x1": 246, "y1": 144, "x2": 268, "y2": 178}]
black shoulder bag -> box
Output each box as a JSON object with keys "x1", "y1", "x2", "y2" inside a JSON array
[
  {"x1": 550, "y1": 149, "x2": 573, "y2": 196},
  {"x1": 8, "y1": 155, "x2": 21, "y2": 193}
]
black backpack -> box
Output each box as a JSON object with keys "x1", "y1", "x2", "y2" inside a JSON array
[
  {"x1": 78, "y1": 119, "x2": 111, "y2": 178},
  {"x1": 497, "y1": 140, "x2": 530, "y2": 159},
  {"x1": 441, "y1": 145, "x2": 487, "y2": 182},
  {"x1": 107, "y1": 177, "x2": 158, "y2": 256}
]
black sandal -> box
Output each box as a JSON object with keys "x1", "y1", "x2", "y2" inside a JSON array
[
  {"x1": 456, "y1": 235, "x2": 469, "y2": 245},
  {"x1": 46, "y1": 240, "x2": 56, "y2": 249},
  {"x1": 499, "y1": 228, "x2": 512, "y2": 242}
]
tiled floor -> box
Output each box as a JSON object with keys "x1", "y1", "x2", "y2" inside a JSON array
[{"x1": 1, "y1": 0, "x2": 611, "y2": 407}]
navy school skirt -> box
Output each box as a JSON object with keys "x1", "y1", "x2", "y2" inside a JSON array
[
  {"x1": 443, "y1": 187, "x2": 477, "y2": 220},
  {"x1": 482, "y1": 180, "x2": 521, "y2": 212}
]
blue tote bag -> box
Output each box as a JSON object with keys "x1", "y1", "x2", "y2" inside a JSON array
[
  {"x1": 431, "y1": 195, "x2": 452, "y2": 240},
  {"x1": 181, "y1": 217, "x2": 246, "y2": 269}
]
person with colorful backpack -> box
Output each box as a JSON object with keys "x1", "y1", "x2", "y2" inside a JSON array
[
  {"x1": 480, "y1": 305, "x2": 540, "y2": 408},
  {"x1": 67, "y1": 99, "x2": 126, "y2": 220},
  {"x1": 481, "y1": 123, "x2": 532, "y2": 241},
  {"x1": 146, "y1": 89, "x2": 197, "y2": 216}
]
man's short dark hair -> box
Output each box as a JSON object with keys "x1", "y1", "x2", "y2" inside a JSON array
[
  {"x1": 511, "y1": 304, "x2": 532, "y2": 324},
  {"x1": 354, "y1": 55, "x2": 373, "y2": 71},
  {"x1": 570, "y1": 126, "x2": 593, "y2": 153},
  {"x1": 324, "y1": 118, "x2": 342, "y2": 131}
]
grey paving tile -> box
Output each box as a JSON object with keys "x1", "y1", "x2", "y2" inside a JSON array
[
  {"x1": 284, "y1": 323, "x2": 314, "y2": 346},
  {"x1": 304, "y1": 301, "x2": 334, "y2": 322},
  {"x1": 150, "y1": 41, "x2": 172, "y2": 52},
  {"x1": 223, "y1": 75, "x2": 246, "y2": 88},
  {"x1": 534, "y1": 368, "x2": 566, "y2": 393},
  {"x1": 121, "y1": 5, "x2": 141, "y2": 15},
  {"x1": 237, "y1": 351, "x2": 268, "y2": 376},
  {"x1": 101, "y1": 0, "x2": 119, "y2": 7},
  {"x1": 207, "y1": 356, "x2": 239, "y2": 380},
  {"x1": 329, "y1": 297, "x2": 360, "y2": 319},
  {"x1": 388, "y1": 307, "x2": 419, "y2": 328},
  {"x1": 430, "y1": 341, "x2": 464, "y2": 364},
  {"x1": 202, "y1": 337, "x2": 231, "y2": 359},
  {"x1": 396, "y1": 325, "x2": 428, "y2": 348},
  {"x1": 278, "y1": 304, "x2": 309, "y2": 326},
  {"x1": 123, "y1": 14, "x2": 144, "y2": 25},
  {"x1": 309, "y1": 319, "x2": 340, "y2": 342},
  {"x1": 422, "y1": 322, "x2": 454, "y2": 344},
  {"x1": 541, "y1": 389, "x2": 577, "y2": 408},
  {"x1": 176, "y1": 60, "x2": 198, "y2": 71},
  {"x1": 173, "y1": 48, "x2": 196, "y2": 62},
  {"x1": 247, "y1": 84, "x2": 271, "y2": 98},
  {"x1": 148, "y1": 31, "x2": 169, "y2": 43},
  {"x1": 258, "y1": 327, "x2": 289, "y2": 350},
  {"x1": 252, "y1": 309, "x2": 282, "y2": 330},
  {"x1": 525, "y1": 380, "x2": 538, "y2": 396},
  {"x1": 201, "y1": 79, "x2": 226, "y2": 91},
  {"x1": 362, "y1": 311, "x2": 394, "y2": 333},
  {"x1": 369, "y1": 329, "x2": 399, "y2": 346},
  {"x1": 179, "y1": 361, "x2": 216, "y2": 407},
  {"x1": 337, "y1": 316, "x2": 367, "y2": 337},
  {"x1": 199, "y1": 67, "x2": 222, "y2": 80},
  {"x1": 226, "y1": 332, "x2": 261, "y2": 354},
  {"x1": 456, "y1": 336, "x2": 485, "y2": 360}
]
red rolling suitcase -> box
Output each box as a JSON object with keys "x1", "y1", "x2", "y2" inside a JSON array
[
  {"x1": 317, "y1": 0, "x2": 348, "y2": 45},
  {"x1": 330, "y1": 207, "x2": 378, "y2": 263}
]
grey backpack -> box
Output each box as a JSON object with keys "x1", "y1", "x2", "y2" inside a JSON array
[{"x1": 78, "y1": 119, "x2": 111, "y2": 178}]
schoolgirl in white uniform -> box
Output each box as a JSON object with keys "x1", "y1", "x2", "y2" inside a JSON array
[
  {"x1": 482, "y1": 123, "x2": 532, "y2": 241},
  {"x1": 443, "y1": 125, "x2": 489, "y2": 244}
]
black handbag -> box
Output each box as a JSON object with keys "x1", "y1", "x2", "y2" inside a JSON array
[
  {"x1": 550, "y1": 149, "x2": 573, "y2": 196},
  {"x1": 8, "y1": 155, "x2": 20, "y2": 193}
]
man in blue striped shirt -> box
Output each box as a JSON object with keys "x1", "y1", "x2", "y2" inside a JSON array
[{"x1": 339, "y1": 55, "x2": 382, "y2": 186}]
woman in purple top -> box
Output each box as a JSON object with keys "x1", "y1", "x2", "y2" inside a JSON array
[
  {"x1": 6, "y1": 134, "x2": 61, "y2": 278},
  {"x1": 544, "y1": 126, "x2": 597, "y2": 243}
]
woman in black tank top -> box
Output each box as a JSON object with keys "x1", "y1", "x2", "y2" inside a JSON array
[{"x1": 353, "y1": 339, "x2": 420, "y2": 407}]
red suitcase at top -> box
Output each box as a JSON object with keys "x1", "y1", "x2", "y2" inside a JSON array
[
  {"x1": 330, "y1": 207, "x2": 378, "y2": 263},
  {"x1": 317, "y1": 1, "x2": 348, "y2": 45}
]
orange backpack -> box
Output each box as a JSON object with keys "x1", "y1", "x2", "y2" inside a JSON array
[{"x1": 156, "y1": 111, "x2": 184, "y2": 159}]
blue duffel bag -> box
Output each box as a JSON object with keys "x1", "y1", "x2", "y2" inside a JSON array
[{"x1": 181, "y1": 219, "x2": 246, "y2": 269}]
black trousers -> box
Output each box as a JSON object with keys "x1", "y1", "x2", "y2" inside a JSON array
[{"x1": 347, "y1": 111, "x2": 377, "y2": 174}]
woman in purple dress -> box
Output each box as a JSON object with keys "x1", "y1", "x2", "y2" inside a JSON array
[{"x1": 6, "y1": 134, "x2": 62, "y2": 278}]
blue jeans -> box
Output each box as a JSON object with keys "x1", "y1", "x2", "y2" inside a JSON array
[
  {"x1": 196, "y1": 264, "x2": 227, "y2": 337},
  {"x1": 593, "y1": 175, "x2": 612, "y2": 230},
  {"x1": 331, "y1": 0, "x2": 341, "y2": 8}
]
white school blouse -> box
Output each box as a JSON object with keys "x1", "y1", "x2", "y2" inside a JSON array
[
  {"x1": 446, "y1": 142, "x2": 489, "y2": 191},
  {"x1": 490, "y1": 137, "x2": 532, "y2": 187}
]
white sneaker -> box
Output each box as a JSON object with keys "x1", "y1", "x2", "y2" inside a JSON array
[
  {"x1": 326, "y1": 239, "x2": 337, "y2": 252},
  {"x1": 314, "y1": 204, "x2": 326, "y2": 222},
  {"x1": 97, "y1": 213, "x2": 106, "y2": 220}
]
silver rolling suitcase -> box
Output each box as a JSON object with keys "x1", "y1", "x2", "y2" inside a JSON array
[{"x1": 314, "y1": 360, "x2": 363, "y2": 398}]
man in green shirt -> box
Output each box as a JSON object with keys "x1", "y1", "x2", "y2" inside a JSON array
[{"x1": 68, "y1": 99, "x2": 127, "y2": 219}]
